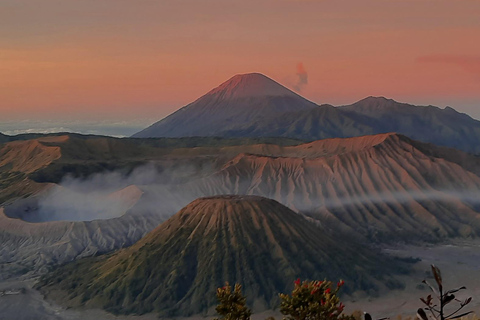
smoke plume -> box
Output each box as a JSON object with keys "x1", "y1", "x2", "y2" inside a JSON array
[
  {"x1": 293, "y1": 62, "x2": 308, "y2": 92},
  {"x1": 6, "y1": 163, "x2": 208, "y2": 222}
]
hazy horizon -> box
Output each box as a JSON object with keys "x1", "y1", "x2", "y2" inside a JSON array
[
  {"x1": 0, "y1": 118, "x2": 151, "y2": 137},
  {"x1": 2, "y1": 92, "x2": 479, "y2": 137},
  {"x1": 1, "y1": 0, "x2": 479, "y2": 126}
]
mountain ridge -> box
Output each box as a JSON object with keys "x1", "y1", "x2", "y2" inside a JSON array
[
  {"x1": 132, "y1": 73, "x2": 480, "y2": 154},
  {"x1": 2, "y1": 133, "x2": 480, "y2": 282}
]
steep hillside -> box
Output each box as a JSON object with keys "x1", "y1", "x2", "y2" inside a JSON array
[
  {"x1": 0, "y1": 137, "x2": 65, "y2": 205},
  {"x1": 180, "y1": 133, "x2": 480, "y2": 241},
  {"x1": 133, "y1": 73, "x2": 319, "y2": 138},
  {"x1": 221, "y1": 104, "x2": 379, "y2": 140},
  {"x1": 2, "y1": 133, "x2": 480, "y2": 280},
  {"x1": 341, "y1": 97, "x2": 480, "y2": 154},
  {"x1": 221, "y1": 97, "x2": 480, "y2": 154},
  {"x1": 0, "y1": 134, "x2": 301, "y2": 204},
  {"x1": 0, "y1": 137, "x2": 63, "y2": 174},
  {"x1": 0, "y1": 134, "x2": 306, "y2": 278},
  {"x1": 0, "y1": 205, "x2": 162, "y2": 280},
  {"x1": 37, "y1": 196, "x2": 405, "y2": 316}
]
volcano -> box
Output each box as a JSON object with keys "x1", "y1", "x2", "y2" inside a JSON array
[
  {"x1": 37, "y1": 195, "x2": 404, "y2": 316},
  {"x1": 132, "y1": 73, "x2": 319, "y2": 138},
  {"x1": 132, "y1": 73, "x2": 480, "y2": 154}
]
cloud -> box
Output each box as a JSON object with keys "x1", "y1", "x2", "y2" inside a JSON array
[
  {"x1": 417, "y1": 54, "x2": 480, "y2": 77},
  {"x1": 0, "y1": 119, "x2": 150, "y2": 137},
  {"x1": 2, "y1": 127, "x2": 74, "y2": 135},
  {"x1": 293, "y1": 62, "x2": 308, "y2": 92},
  {"x1": 320, "y1": 189, "x2": 480, "y2": 210}
]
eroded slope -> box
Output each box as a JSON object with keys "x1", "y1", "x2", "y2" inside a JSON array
[{"x1": 37, "y1": 196, "x2": 405, "y2": 316}]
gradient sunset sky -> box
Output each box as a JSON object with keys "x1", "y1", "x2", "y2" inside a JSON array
[{"x1": 2, "y1": 0, "x2": 480, "y2": 130}]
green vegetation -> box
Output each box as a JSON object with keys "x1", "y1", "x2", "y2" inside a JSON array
[
  {"x1": 215, "y1": 283, "x2": 252, "y2": 320},
  {"x1": 215, "y1": 279, "x2": 354, "y2": 320},
  {"x1": 214, "y1": 266, "x2": 476, "y2": 320},
  {"x1": 280, "y1": 279, "x2": 354, "y2": 320}
]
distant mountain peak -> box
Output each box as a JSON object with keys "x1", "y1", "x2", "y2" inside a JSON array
[
  {"x1": 132, "y1": 72, "x2": 318, "y2": 138},
  {"x1": 205, "y1": 72, "x2": 298, "y2": 100},
  {"x1": 361, "y1": 96, "x2": 395, "y2": 103}
]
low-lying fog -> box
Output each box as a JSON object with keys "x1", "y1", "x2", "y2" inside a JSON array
[{"x1": 4, "y1": 162, "x2": 480, "y2": 223}]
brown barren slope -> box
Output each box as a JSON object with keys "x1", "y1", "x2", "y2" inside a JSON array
[
  {"x1": 2, "y1": 133, "x2": 480, "y2": 281},
  {"x1": 0, "y1": 138, "x2": 63, "y2": 173},
  {"x1": 182, "y1": 134, "x2": 480, "y2": 241}
]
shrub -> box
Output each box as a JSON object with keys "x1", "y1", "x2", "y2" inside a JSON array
[
  {"x1": 214, "y1": 282, "x2": 252, "y2": 320},
  {"x1": 279, "y1": 279, "x2": 354, "y2": 320}
]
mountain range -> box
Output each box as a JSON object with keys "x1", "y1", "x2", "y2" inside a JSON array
[
  {"x1": 133, "y1": 73, "x2": 480, "y2": 154},
  {"x1": 2, "y1": 131, "x2": 480, "y2": 281},
  {"x1": 2, "y1": 72, "x2": 480, "y2": 317}
]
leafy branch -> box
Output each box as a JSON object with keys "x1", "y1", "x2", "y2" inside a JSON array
[{"x1": 417, "y1": 265, "x2": 473, "y2": 320}]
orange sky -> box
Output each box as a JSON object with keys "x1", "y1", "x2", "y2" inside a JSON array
[{"x1": 1, "y1": 0, "x2": 480, "y2": 122}]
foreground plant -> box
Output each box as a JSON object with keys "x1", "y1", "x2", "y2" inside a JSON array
[
  {"x1": 214, "y1": 282, "x2": 252, "y2": 320},
  {"x1": 280, "y1": 279, "x2": 354, "y2": 320},
  {"x1": 417, "y1": 265, "x2": 472, "y2": 320}
]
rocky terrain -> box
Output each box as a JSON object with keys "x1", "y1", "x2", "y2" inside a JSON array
[
  {"x1": 0, "y1": 135, "x2": 303, "y2": 277},
  {"x1": 188, "y1": 133, "x2": 480, "y2": 241},
  {"x1": 2, "y1": 132, "x2": 480, "y2": 281}
]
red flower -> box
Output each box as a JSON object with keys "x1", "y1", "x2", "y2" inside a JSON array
[
  {"x1": 311, "y1": 289, "x2": 317, "y2": 295},
  {"x1": 338, "y1": 303, "x2": 345, "y2": 312},
  {"x1": 321, "y1": 299, "x2": 325, "y2": 305},
  {"x1": 294, "y1": 278, "x2": 301, "y2": 285},
  {"x1": 325, "y1": 288, "x2": 331, "y2": 294},
  {"x1": 337, "y1": 280, "x2": 345, "y2": 287}
]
